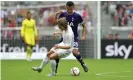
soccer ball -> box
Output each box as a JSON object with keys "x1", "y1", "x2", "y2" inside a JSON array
[{"x1": 70, "y1": 67, "x2": 80, "y2": 76}]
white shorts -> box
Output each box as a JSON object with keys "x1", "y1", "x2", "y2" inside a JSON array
[{"x1": 50, "y1": 42, "x2": 71, "y2": 58}]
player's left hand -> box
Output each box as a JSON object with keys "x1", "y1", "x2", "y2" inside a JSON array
[{"x1": 81, "y1": 36, "x2": 85, "y2": 40}]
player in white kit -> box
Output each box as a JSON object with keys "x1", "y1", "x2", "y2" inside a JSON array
[{"x1": 32, "y1": 18, "x2": 74, "y2": 76}]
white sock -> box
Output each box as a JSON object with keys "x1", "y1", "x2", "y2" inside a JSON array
[
  {"x1": 50, "y1": 60, "x2": 56, "y2": 74},
  {"x1": 39, "y1": 56, "x2": 49, "y2": 69}
]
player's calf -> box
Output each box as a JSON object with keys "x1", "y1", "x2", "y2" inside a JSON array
[
  {"x1": 55, "y1": 58, "x2": 60, "y2": 73},
  {"x1": 73, "y1": 50, "x2": 88, "y2": 72},
  {"x1": 73, "y1": 50, "x2": 84, "y2": 65}
]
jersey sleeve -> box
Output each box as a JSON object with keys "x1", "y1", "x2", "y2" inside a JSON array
[
  {"x1": 78, "y1": 14, "x2": 84, "y2": 24},
  {"x1": 33, "y1": 20, "x2": 38, "y2": 37},
  {"x1": 20, "y1": 20, "x2": 25, "y2": 37},
  {"x1": 58, "y1": 13, "x2": 64, "y2": 18}
]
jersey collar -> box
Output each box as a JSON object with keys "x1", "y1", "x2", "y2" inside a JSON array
[{"x1": 67, "y1": 12, "x2": 74, "y2": 15}]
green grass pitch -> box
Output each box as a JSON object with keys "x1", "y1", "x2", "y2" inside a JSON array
[{"x1": 1, "y1": 59, "x2": 133, "y2": 80}]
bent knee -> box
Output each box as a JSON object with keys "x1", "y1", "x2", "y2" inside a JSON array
[
  {"x1": 49, "y1": 55, "x2": 55, "y2": 60},
  {"x1": 47, "y1": 52, "x2": 51, "y2": 57},
  {"x1": 73, "y1": 49, "x2": 78, "y2": 53}
]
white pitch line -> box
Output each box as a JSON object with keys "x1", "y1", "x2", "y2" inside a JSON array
[{"x1": 96, "y1": 71, "x2": 133, "y2": 78}]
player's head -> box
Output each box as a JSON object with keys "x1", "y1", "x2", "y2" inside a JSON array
[
  {"x1": 27, "y1": 12, "x2": 32, "y2": 20},
  {"x1": 57, "y1": 18, "x2": 68, "y2": 31},
  {"x1": 66, "y1": 1, "x2": 74, "y2": 14}
]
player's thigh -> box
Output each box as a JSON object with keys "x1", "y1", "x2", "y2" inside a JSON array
[
  {"x1": 56, "y1": 49, "x2": 70, "y2": 58},
  {"x1": 49, "y1": 42, "x2": 64, "y2": 52},
  {"x1": 25, "y1": 34, "x2": 33, "y2": 45},
  {"x1": 73, "y1": 41, "x2": 79, "y2": 55},
  {"x1": 47, "y1": 50, "x2": 55, "y2": 57},
  {"x1": 49, "y1": 53, "x2": 58, "y2": 60},
  {"x1": 24, "y1": 35, "x2": 29, "y2": 44}
]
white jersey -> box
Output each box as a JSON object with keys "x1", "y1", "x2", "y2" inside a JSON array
[
  {"x1": 50, "y1": 25, "x2": 74, "y2": 58},
  {"x1": 61, "y1": 25, "x2": 74, "y2": 50}
]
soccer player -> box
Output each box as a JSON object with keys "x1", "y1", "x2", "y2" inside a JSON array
[
  {"x1": 128, "y1": 30, "x2": 133, "y2": 39},
  {"x1": 32, "y1": 18, "x2": 74, "y2": 76},
  {"x1": 20, "y1": 12, "x2": 38, "y2": 61},
  {"x1": 53, "y1": 1, "x2": 88, "y2": 73}
]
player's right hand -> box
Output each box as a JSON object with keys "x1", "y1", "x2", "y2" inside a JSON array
[
  {"x1": 56, "y1": 10, "x2": 63, "y2": 15},
  {"x1": 81, "y1": 36, "x2": 85, "y2": 40}
]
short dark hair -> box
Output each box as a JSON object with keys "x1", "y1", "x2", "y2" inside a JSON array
[{"x1": 66, "y1": 1, "x2": 74, "y2": 6}]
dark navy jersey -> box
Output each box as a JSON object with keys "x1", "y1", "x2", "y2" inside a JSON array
[{"x1": 59, "y1": 11, "x2": 84, "y2": 42}]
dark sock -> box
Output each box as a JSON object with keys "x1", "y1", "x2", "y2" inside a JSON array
[
  {"x1": 55, "y1": 58, "x2": 60, "y2": 73},
  {"x1": 74, "y1": 53, "x2": 85, "y2": 65}
]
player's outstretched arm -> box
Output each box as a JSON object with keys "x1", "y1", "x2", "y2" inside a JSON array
[
  {"x1": 54, "y1": 45, "x2": 71, "y2": 49},
  {"x1": 20, "y1": 21, "x2": 25, "y2": 38},
  {"x1": 81, "y1": 23, "x2": 87, "y2": 40},
  {"x1": 33, "y1": 20, "x2": 39, "y2": 44},
  {"x1": 20, "y1": 20, "x2": 26, "y2": 44},
  {"x1": 53, "y1": 10, "x2": 63, "y2": 25},
  {"x1": 34, "y1": 20, "x2": 38, "y2": 37}
]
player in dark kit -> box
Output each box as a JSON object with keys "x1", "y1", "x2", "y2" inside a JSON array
[{"x1": 54, "y1": 1, "x2": 88, "y2": 73}]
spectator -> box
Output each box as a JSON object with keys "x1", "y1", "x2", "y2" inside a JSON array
[
  {"x1": 128, "y1": 4, "x2": 133, "y2": 26},
  {"x1": 43, "y1": 9, "x2": 49, "y2": 26},
  {"x1": 8, "y1": 20, "x2": 16, "y2": 40},
  {"x1": 103, "y1": 2, "x2": 109, "y2": 14},
  {"x1": 106, "y1": 33, "x2": 114, "y2": 40},
  {"x1": 115, "y1": 5, "x2": 125, "y2": 26},
  {"x1": 128, "y1": 30, "x2": 133, "y2": 39},
  {"x1": 8, "y1": 20, "x2": 16, "y2": 28},
  {"x1": 109, "y1": 1, "x2": 116, "y2": 18},
  {"x1": 0, "y1": 9, "x2": 8, "y2": 26},
  {"x1": 38, "y1": 14, "x2": 44, "y2": 27},
  {"x1": 121, "y1": 13, "x2": 129, "y2": 26},
  {"x1": 114, "y1": 33, "x2": 120, "y2": 40},
  {"x1": 16, "y1": 15, "x2": 23, "y2": 27},
  {"x1": 129, "y1": 4, "x2": 133, "y2": 15},
  {"x1": 107, "y1": 2, "x2": 133, "y2": 26},
  {"x1": 82, "y1": 7, "x2": 89, "y2": 22}
]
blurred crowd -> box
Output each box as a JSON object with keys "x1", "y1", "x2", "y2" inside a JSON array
[
  {"x1": 104, "y1": 33, "x2": 120, "y2": 40},
  {"x1": 102, "y1": 1, "x2": 133, "y2": 26},
  {"x1": 101, "y1": 1, "x2": 133, "y2": 40},
  {"x1": 1, "y1": 1, "x2": 92, "y2": 40}
]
